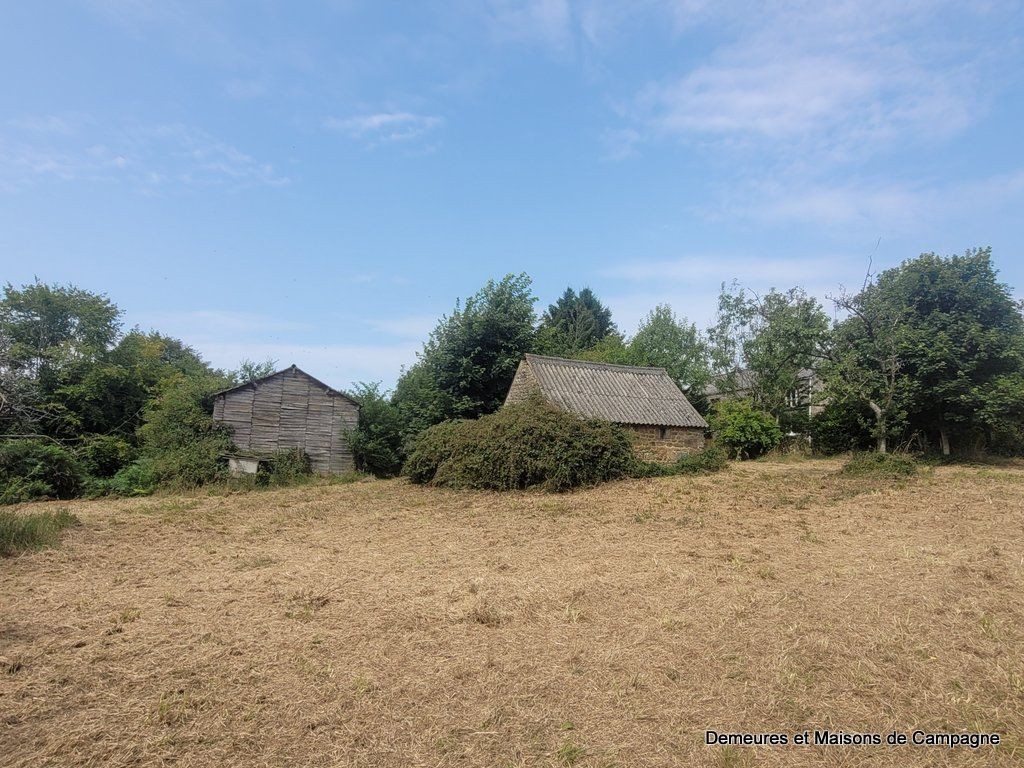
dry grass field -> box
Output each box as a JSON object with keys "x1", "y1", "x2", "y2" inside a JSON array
[{"x1": 1, "y1": 459, "x2": 1022, "y2": 767}]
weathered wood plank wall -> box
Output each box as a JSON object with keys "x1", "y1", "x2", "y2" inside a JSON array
[{"x1": 213, "y1": 367, "x2": 358, "y2": 475}]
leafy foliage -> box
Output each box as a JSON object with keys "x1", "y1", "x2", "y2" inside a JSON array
[
  {"x1": 633, "y1": 446, "x2": 729, "y2": 477},
  {"x1": 258, "y1": 448, "x2": 313, "y2": 486},
  {"x1": 825, "y1": 249, "x2": 1024, "y2": 455},
  {"x1": 131, "y1": 374, "x2": 233, "y2": 489},
  {"x1": 0, "y1": 507, "x2": 80, "y2": 556},
  {"x1": 0, "y1": 439, "x2": 84, "y2": 504},
  {"x1": 707, "y1": 399, "x2": 782, "y2": 459},
  {"x1": 346, "y1": 382, "x2": 405, "y2": 477},
  {"x1": 231, "y1": 358, "x2": 278, "y2": 385},
  {"x1": 709, "y1": 283, "x2": 828, "y2": 417},
  {"x1": 840, "y1": 452, "x2": 917, "y2": 478},
  {"x1": 535, "y1": 287, "x2": 617, "y2": 357},
  {"x1": 394, "y1": 273, "x2": 536, "y2": 440},
  {"x1": 405, "y1": 396, "x2": 636, "y2": 491},
  {"x1": 628, "y1": 304, "x2": 711, "y2": 411},
  {"x1": 808, "y1": 400, "x2": 874, "y2": 455}
]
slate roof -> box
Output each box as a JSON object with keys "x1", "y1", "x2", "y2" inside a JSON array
[{"x1": 522, "y1": 354, "x2": 708, "y2": 429}]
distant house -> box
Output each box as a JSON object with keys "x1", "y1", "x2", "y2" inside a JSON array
[
  {"x1": 704, "y1": 368, "x2": 824, "y2": 416},
  {"x1": 504, "y1": 354, "x2": 708, "y2": 462},
  {"x1": 212, "y1": 365, "x2": 360, "y2": 475}
]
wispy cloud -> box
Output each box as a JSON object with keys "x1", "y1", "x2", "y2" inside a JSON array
[
  {"x1": 0, "y1": 118, "x2": 289, "y2": 192},
  {"x1": 323, "y1": 112, "x2": 443, "y2": 145},
  {"x1": 626, "y1": 2, "x2": 991, "y2": 163}
]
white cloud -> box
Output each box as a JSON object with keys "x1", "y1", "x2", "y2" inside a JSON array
[
  {"x1": 323, "y1": 112, "x2": 443, "y2": 144},
  {"x1": 629, "y1": 1, "x2": 984, "y2": 162},
  {"x1": 697, "y1": 168, "x2": 1024, "y2": 228},
  {"x1": 0, "y1": 119, "x2": 289, "y2": 192}
]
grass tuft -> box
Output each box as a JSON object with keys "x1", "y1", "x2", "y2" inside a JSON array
[{"x1": 0, "y1": 507, "x2": 80, "y2": 557}]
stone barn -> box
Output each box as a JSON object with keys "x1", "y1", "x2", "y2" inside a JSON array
[
  {"x1": 503, "y1": 354, "x2": 707, "y2": 462},
  {"x1": 212, "y1": 365, "x2": 360, "y2": 475}
]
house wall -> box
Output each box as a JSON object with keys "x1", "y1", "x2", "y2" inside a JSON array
[
  {"x1": 503, "y1": 360, "x2": 540, "y2": 405},
  {"x1": 627, "y1": 425, "x2": 706, "y2": 462},
  {"x1": 213, "y1": 368, "x2": 359, "y2": 475}
]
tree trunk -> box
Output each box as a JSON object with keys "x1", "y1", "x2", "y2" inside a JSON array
[
  {"x1": 939, "y1": 427, "x2": 950, "y2": 456},
  {"x1": 869, "y1": 400, "x2": 887, "y2": 453}
]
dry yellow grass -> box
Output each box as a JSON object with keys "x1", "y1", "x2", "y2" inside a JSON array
[{"x1": 1, "y1": 459, "x2": 1022, "y2": 767}]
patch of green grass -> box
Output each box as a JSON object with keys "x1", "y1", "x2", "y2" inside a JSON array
[
  {"x1": 0, "y1": 507, "x2": 80, "y2": 557},
  {"x1": 555, "y1": 740, "x2": 586, "y2": 766}
]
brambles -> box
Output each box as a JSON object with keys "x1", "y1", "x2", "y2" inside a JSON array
[{"x1": 405, "y1": 396, "x2": 635, "y2": 491}]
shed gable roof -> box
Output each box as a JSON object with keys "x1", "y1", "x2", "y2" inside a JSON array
[
  {"x1": 520, "y1": 354, "x2": 708, "y2": 429},
  {"x1": 213, "y1": 364, "x2": 360, "y2": 407}
]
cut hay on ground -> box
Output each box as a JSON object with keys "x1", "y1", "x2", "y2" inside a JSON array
[{"x1": 1, "y1": 460, "x2": 1022, "y2": 767}]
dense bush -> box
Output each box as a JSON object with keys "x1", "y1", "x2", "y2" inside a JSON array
[
  {"x1": 0, "y1": 439, "x2": 84, "y2": 504},
  {"x1": 840, "y1": 452, "x2": 917, "y2": 478},
  {"x1": 132, "y1": 374, "x2": 233, "y2": 489},
  {"x1": 347, "y1": 382, "x2": 405, "y2": 477},
  {"x1": 106, "y1": 460, "x2": 158, "y2": 497},
  {"x1": 707, "y1": 400, "x2": 782, "y2": 459},
  {"x1": 984, "y1": 422, "x2": 1024, "y2": 457},
  {"x1": 404, "y1": 397, "x2": 636, "y2": 491},
  {"x1": 674, "y1": 445, "x2": 729, "y2": 474},
  {"x1": 809, "y1": 400, "x2": 874, "y2": 455},
  {"x1": 0, "y1": 507, "x2": 80, "y2": 556},
  {"x1": 632, "y1": 445, "x2": 729, "y2": 478},
  {"x1": 258, "y1": 448, "x2": 313, "y2": 486},
  {"x1": 77, "y1": 435, "x2": 135, "y2": 478}
]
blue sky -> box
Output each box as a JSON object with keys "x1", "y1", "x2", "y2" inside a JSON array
[{"x1": 2, "y1": 1, "x2": 1023, "y2": 389}]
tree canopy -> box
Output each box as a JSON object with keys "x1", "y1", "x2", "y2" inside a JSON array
[{"x1": 535, "y1": 287, "x2": 618, "y2": 357}]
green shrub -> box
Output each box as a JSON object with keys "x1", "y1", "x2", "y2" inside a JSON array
[
  {"x1": 840, "y1": 452, "x2": 918, "y2": 478},
  {"x1": 809, "y1": 400, "x2": 874, "y2": 455},
  {"x1": 985, "y1": 422, "x2": 1024, "y2": 457},
  {"x1": 258, "y1": 448, "x2": 313, "y2": 486},
  {"x1": 106, "y1": 460, "x2": 158, "y2": 496},
  {"x1": 707, "y1": 400, "x2": 782, "y2": 459},
  {"x1": 673, "y1": 445, "x2": 728, "y2": 474},
  {"x1": 346, "y1": 382, "x2": 405, "y2": 477},
  {"x1": 631, "y1": 446, "x2": 729, "y2": 478},
  {"x1": 0, "y1": 507, "x2": 80, "y2": 556},
  {"x1": 0, "y1": 439, "x2": 84, "y2": 504},
  {"x1": 404, "y1": 397, "x2": 636, "y2": 492},
  {"x1": 404, "y1": 419, "x2": 464, "y2": 485},
  {"x1": 136, "y1": 374, "x2": 233, "y2": 488},
  {"x1": 77, "y1": 434, "x2": 135, "y2": 478}
]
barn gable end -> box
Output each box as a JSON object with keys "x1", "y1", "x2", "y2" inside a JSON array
[{"x1": 212, "y1": 365, "x2": 359, "y2": 475}]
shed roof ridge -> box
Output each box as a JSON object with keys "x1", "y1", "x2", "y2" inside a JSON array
[
  {"x1": 212, "y1": 364, "x2": 360, "y2": 407},
  {"x1": 525, "y1": 353, "x2": 668, "y2": 376}
]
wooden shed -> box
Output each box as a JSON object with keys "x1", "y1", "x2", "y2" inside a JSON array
[
  {"x1": 504, "y1": 354, "x2": 708, "y2": 462},
  {"x1": 212, "y1": 365, "x2": 359, "y2": 475}
]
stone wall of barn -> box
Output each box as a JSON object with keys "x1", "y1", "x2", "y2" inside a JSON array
[
  {"x1": 626, "y1": 424, "x2": 706, "y2": 462},
  {"x1": 213, "y1": 368, "x2": 358, "y2": 475},
  {"x1": 502, "y1": 360, "x2": 540, "y2": 406}
]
